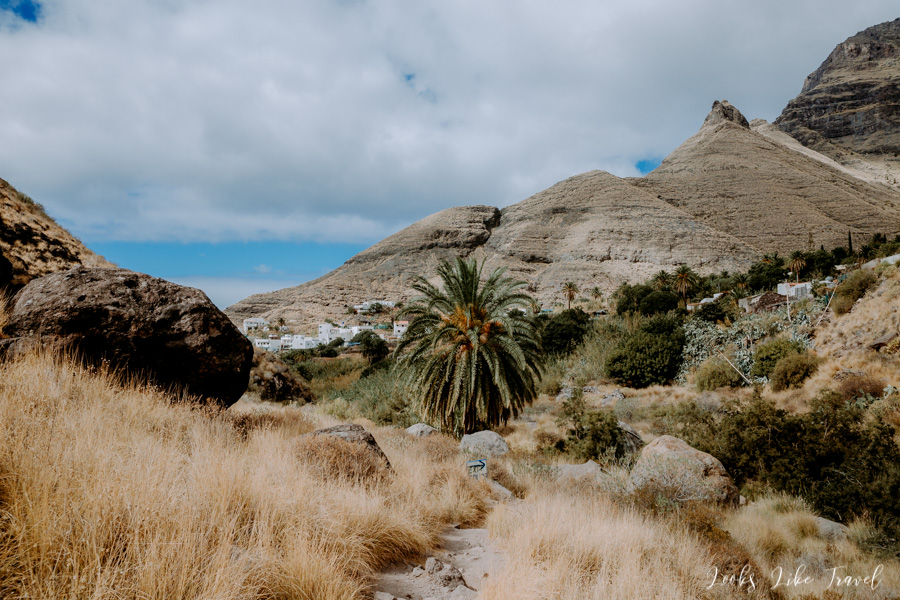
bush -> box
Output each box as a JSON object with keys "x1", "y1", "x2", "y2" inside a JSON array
[
  {"x1": 614, "y1": 283, "x2": 653, "y2": 315},
  {"x1": 750, "y1": 337, "x2": 803, "y2": 379},
  {"x1": 695, "y1": 356, "x2": 744, "y2": 391},
  {"x1": 638, "y1": 290, "x2": 679, "y2": 316},
  {"x1": 769, "y1": 351, "x2": 820, "y2": 391},
  {"x1": 836, "y1": 269, "x2": 877, "y2": 302},
  {"x1": 830, "y1": 293, "x2": 856, "y2": 316},
  {"x1": 605, "y1": 316, "x2": 685, "y2": 388},
  {"x1": 556, "y1": 390, "x2": 626, "y2": 461},
  {"x1": 838, "y1": 375, "x2": 886, "y2": 405},
  {"x1": 541, "y1": 309, "x2": 591, "y2": 355}
]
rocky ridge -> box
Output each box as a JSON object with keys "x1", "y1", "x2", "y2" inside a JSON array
[
  {"x1": 774, "y1": 18, "x2": 900, "y2": 188},
  {"x1": 0, "y1": 177, "x2": 111, "y2": 292}
]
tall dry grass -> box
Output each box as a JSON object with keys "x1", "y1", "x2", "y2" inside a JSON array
[
  {"x1": 0, "y1": 350, "x2": 488, "y2": 599},
  {"x1": 480, "y1": 489, "x2": 730, "y2": 599}
]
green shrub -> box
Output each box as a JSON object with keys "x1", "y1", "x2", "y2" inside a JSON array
[
  {"x1": 557, "y1": 389, "x2": 625, "y2": 461},
  {"x1": 327, "y1": 365, "x2": 418, "y2": 427},
  {"x1": 541, "y1": 309, "x2": 591, "y2": 355},
  {"x1": 769, "y1": 351, "x2": 819, "y2": 391},
  {"x1": 605, "y1": 316, "x2": 685, "y2": 388},
  {"x1": 638, "y1": 290, "x2": 679, "y2": 316},
  {"x1": 836, "y1": 269, "x2": 877, "y2": 302},
  {"x1": 614, "y1": 283, "x2": 654, "y2": 315},
  {"x1": 695, "y1": 356, "x2": 744, "y2": 391},
  {"x1": 750, "y1": 337, "x2": 803, "y2": 379},
  {"x1": 831, "y1": 293, "x2": 856, "y2": 316}
]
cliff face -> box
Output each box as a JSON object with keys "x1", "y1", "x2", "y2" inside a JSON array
[
  {"x1": 0, "y1": 178, "x2": 112, "y2": 292},
  {"x1": 775, "y1": 18, "x2": 900, "y2": 157}
]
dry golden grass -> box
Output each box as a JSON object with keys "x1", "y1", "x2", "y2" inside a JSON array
[
  {"x1": 725, "y1": 493, "x2": 900, "y2": 599},
  {"x1": 481, "y1": 489, "x2": 731, "y2": 600},
  {"x1": 0, "y1": 350, "x2": 488, "y2": 599}
]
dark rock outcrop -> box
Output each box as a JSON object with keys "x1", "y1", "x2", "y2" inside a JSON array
[
  {"x1": 6, "y1": 267, "x2": 253, "y2": 407},
  {"x1": 775, "y1": 18, "x2": 900, "y2": 156},
  {"x1": 248, "y1": 348, "x2": 314, "y2": 403}
]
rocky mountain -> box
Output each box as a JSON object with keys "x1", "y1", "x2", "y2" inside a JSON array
[
  {"x1": 0, "y1": 178, "x2": 111, "y2": 292},
  {"x1": 774, "y1": 18, "x2": 900, "y2": 190},
  {"x1": 226, "y1": 20, "x2": 900, "y2": 331}
]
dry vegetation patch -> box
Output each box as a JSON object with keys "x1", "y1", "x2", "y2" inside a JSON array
[{"x1": 0, "y1": 351, "x2": 489, "y2": 599}]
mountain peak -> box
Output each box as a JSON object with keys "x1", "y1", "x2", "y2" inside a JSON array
[{"x1": 703, "y1": 100, "x2": 750, "y2": 130}]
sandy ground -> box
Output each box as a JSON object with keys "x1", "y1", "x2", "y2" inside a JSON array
[{"x1": 371, "y1": 525, "x2": 505, "y2": 600}]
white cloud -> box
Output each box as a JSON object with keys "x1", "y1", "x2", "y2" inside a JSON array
[{"x1": 0, "y1": 0, "x2": 897, "y2": 244}]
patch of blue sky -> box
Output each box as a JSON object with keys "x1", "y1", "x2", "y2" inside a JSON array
[
  {"x1": 636, "y1": 157, "x2": 663, "y2": 175},
  {"x1": 0, "y1": 0, "x2": 41, "y2": 22},
  {"x1": 90, "y1": 240, "x2": 366, "y2": 281},
  {"x1": 89, "y1": 241, "x2": 369, "y2": 309}
]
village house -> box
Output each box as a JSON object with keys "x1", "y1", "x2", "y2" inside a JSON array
[
  {"x1": 242, "y1": 317, "x2": 269, "y2": 333},
  {"x1": 393, "y1": 320, "x2": 409, "y2": 337},
  {"x1": 776, "y1": 281, "x2": 813, "y2": 299}
]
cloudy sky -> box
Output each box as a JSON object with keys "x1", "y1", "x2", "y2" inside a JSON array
[{"x1": 1, "y1": 0, "x2": 897, "y2": 307}]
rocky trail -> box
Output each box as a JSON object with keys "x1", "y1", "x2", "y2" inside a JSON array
[{"x1": 371, "y1": 525, "x2": 505, "y2": 600}]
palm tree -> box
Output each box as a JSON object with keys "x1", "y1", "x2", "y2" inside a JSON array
[
  {"x1": 788, "y1": 251, "x2": 806, "y2": 283},
  {"x1": 762, "y1": 252, "x2": 782, "y2": 266},
  {"x1": 732, "y1": 273, "x2": 749, "y2": 292},
  {"x1": 395, "y1": 257, "x2": 543, "y2": 435},
  {"x1": 590, "y1": 286, "x2": 603, "y2": 301},
  {"x1": 673, "y1": 265, "x2": 699, "y2": 308},
  {"x1": 562, "y1": 281, "x2": 579, "y2": 310},
  {"x1": 650, "y1": 270, "x2": 673, "y2": 290}
]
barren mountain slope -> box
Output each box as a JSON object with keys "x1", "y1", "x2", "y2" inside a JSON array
[
  {"x1": 633, "y1": 101, "x2": 900, "y2": 253},
  {"x1": 0, "y1": 178, "x2": 111, "y2": 291},
  {"x1": 226, "y1": 167, "x2": 761, "y2": 328}
]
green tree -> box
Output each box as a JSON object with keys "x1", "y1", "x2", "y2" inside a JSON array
[
  {"x1": 562, "y1": 281, "x2": 579, "y2": 310},
  {"x1": 650, "y1": 270, "x2": 673, "y2": 290},
  {"x1": 351, "y1": 330, "x2": 390, "y2": 364},
  {"x1": 395, "y1": 257, "x2": 543, "y2": 435}
]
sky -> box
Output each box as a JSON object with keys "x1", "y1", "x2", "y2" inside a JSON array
[{"x1": 1, "y1": 1, "x2": 897, "y2": 307}]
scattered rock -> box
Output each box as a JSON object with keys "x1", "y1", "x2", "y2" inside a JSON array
[
  {"x1": 556, "y1": 460, "x2": 604, "y2": 484},
  {"x1": 630, "y1": 435, "x2": 740, "y2": 506},
  {"x1": 600, "y1": 388, "x2": 625, "y2": 406},
  {"x1": 406, "y1": 422, "x2": 437, "y2": 437},
  {"x1": 411, "y1": 567, "x2": 425, "y2": 578},
  {"x1": 617, "y1": 421, "x2": 645, "y2": 454},
  {"x1": 834, "y1": 369, "x2": 867, "y2": 380},
  {"x1": 870, "y1": 332, "x2": 898, "y2": 351},
  {"x1": 248, "y1": 348, "x2": 313, "y2": 403},
  {"x1": 459, "y1": 430, "x2": 509, "y2": 458},
  {"x1": 488, "y1": 479, "x2": 514, "y2": 499},
  {"x1": 555, "y1": 386, "x2": 574, "y2": 402},
  {"x1": 307, "y1": 423, "x2": 391, "y2": 469},
  {"x1": 816, "y1": 516, "x2": 850, "y2": 541},
  {"x1": 373, "y1": 592, "x2": 396, "y2": 600},
  {"x1": 5, "y1": 267, "x2": 253, "y2": 407},
  {"x1": 582, "y1": 385, "x2": 600, "y2": 394},
  {"x1": 425, "y1": 557, "x2": 468, "y2": 589}
]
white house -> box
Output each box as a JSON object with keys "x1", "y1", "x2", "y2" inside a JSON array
[
  {"x1": 253, "y1": 338, "x2": 270, "y2": 349},
  {"x1": 393, "y1": 320, "x2": 410, "y2": 337},
  {"x1": 243, "y1": 318, "x2": 269, "y2": 333},
  {"x1": 777, "y1": 282, "x2": 813, "y2": 300}
]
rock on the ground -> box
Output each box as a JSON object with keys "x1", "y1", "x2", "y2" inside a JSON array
[
  {"x1": 6, "y1": 267, "x2": 252, "y2": 407},
  {"x1": 373, "y1": 593, "x2": 396, "y2": 600},
  {"x1": 460, "y1": 430, "x2": 509, "y2": 458},
  {"x1": 555, "y1": 386, "x2": 574, "y2": 402},
  {"x1": 629, "y1": 435, "x2": 740, "y2": 506},
  {"x1": 488, "y1": 479, "x2": 514, "y2": 499},
  {"x1": 308, "y1": 423, "x2": 391, "y2": 469},
  {"x1": 600, "y1": 389, "x2": 625, "y2": 406},
  {"x1": 406, "y1": 422, "x2": 437, "y2": 437},
  {"x1": 556, "y1": 460, "x2": 604, "y2": 484},
  {"x1": 816, "y1": 516, "x2": 850, "y2": 541},
  {"x1": 425, "y1": 557, "x2": 468, "y2": 589},
  {"x1": 618, "y1": 420, "x2": 645, "y2": 454}
]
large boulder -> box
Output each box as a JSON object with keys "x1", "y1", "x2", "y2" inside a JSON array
[
  {"x1": 248, "y1": 348, "x2": 314, "y2": 403},
  {"x1": 406, "y1": 422, "x2": 437, "y2": 437},
  {"x1": 459, "y1": 430, "x2": 509, "y2": 458},
  {"x1": 307, "y1": 423, "x2": 391, "y2": 469},
  {"x1": 556, "y1": 460, "x2": 604, "y2": 484},
  {"x1": 629, "y1": 435, "x2": 739, "y2": 506},
  {"x1": 5, "y1": 267, "x2": 253, "y2": 407},
  {"x1": 617, "y1": 421, "x2": 645, "y2": 455}
]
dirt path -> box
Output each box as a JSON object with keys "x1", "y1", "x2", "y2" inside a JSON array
[{"x1": 371, "y1": 525, "x2": 505, "y2": 600}]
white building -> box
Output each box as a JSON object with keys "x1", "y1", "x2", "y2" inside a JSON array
[
  {"x1": 353, "y1": 300, "x2": 396, "y2": 313},
  {"x1": 243, "y1": 318, "x2": 269, "y2": 333},
  {"x1": 777, "y1": 282, "x2": 813, "y2": 300},
  {"x1": 253, "y1": 338, "x2": 270, "y2": 349},
  {"x1": 393, "y1": 320, "x2": 410, "y2": 337}
]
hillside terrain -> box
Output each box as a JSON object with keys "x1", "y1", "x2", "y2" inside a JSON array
[{"x1": 0, "y1": 177, "x2": 111, "y2": 291}]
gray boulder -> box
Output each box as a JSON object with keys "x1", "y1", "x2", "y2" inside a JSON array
[
  {"x1": 6, "y1": 267, "x2": 252, "y2": 407},
  {"x1": 460, "y1": 430, "x2": 509, "y2": 458},
  {"x1": 556, "y1": 460, "x2": 604, "y2": 484},
  {"x1": 406, "y1": 422, "x2": 437, "y2": 437},
  {"x1": 600, "y1": 389, "x2": 625, "y2": 406},
  {"x1": 617, "y1": 420, "x2": 645, "y2": 454},
  {"x1": 629, "y1": 435, "x2": 739, "y2": 505},
  {"x1": 816, "y1": 517, "x2": 850, "y2": 541}
]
